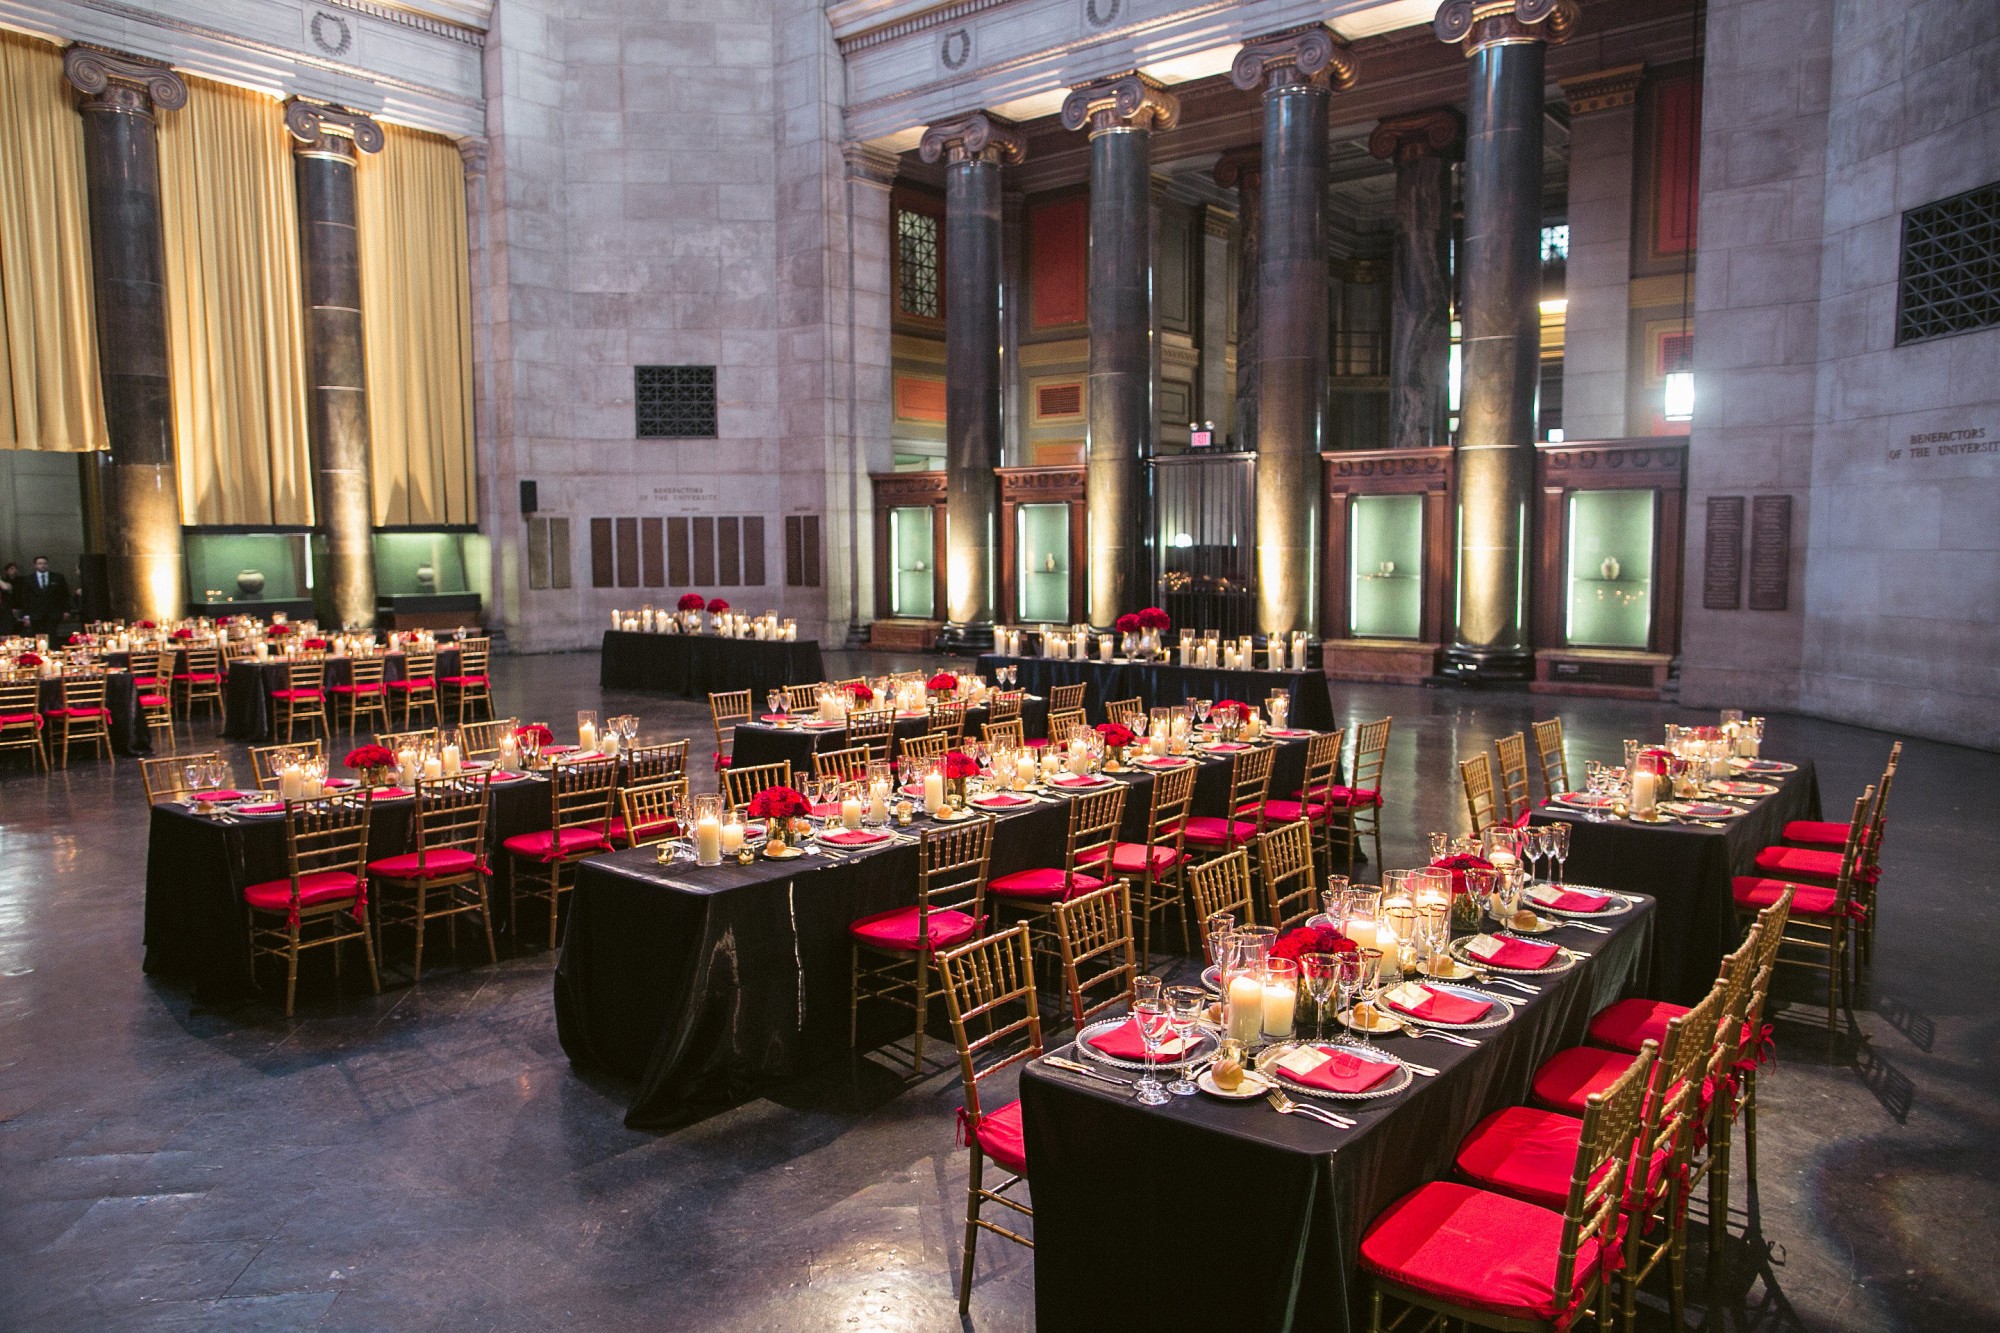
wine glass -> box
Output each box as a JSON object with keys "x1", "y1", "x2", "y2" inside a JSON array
[
  {"x1": 1194, "y1": 698, "x2": 1212, "y2": 727},
  {"x1": 767, "y1": 689, "x2": 786, "y2": 720},
  {"x1": 1164, "y1": 985, "x2": 1204, "y2": 1097},
  {"x1": 1301, "y1": 953, "x2": 1339, "y2": 1042},
  {"x1": 1519, "y1": 825, "x2": 1546, "y2": 886},
  {"x1": 1547, "y1": 821, "x2": 1571, "y2": 888},
  {"x1": 1321, "y1": 874, "x2": 1351, "y2": 926},
  {"x1": 1331, "y1": 950, "x2": 1363, "y2": 1047},
  {"x1": 1131, "y1": 976, "x2": 1170, "y2": 1106},
  {"x1": 1349, "y1": 948, "x2": 1382, "y2": 1049}
]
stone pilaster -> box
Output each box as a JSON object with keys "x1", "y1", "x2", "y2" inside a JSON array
[
  {"x1": 1558, "y1": 65, "x2": 1643, "y2": 439},
  {"x1": 1369, "y1": 108, "x2": 1461, "y2": 453},
  {"x1": 841, "y1": 142, "x2": 899, "y2": 635},
  {"x1": 1213, "y1": 146, "x2": 1262, "y2": 451}
]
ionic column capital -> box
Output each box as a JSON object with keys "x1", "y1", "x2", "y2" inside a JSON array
[
  {"x1": 1213, "y1": 144, "x2": 1262, "y2": 192},
  {"x1": 62, "y1": 44, "x2": 186, "y2": 116},
  {"x1": 1434, "y1": 0, "x2": 1578, "y2": 56},
  {"x1": 918, "y1": 112, "x2": 1026, "y2": 167},
  {"x1": 1560, "y1": 63, "x2": 1645, "y2": 115},
  {"x1": 1060, "y1": 72, "x2": 1179, "y2": 136},
  {"x1": 1230, "y1": 24, "x2": 1358, "y2": 94},
  {"x1": 283, "y1": 98, "x2": 384, "y2": 156},
  {"x1": 1368, "y1": 107, "x2": 1464, "y2": 163}
]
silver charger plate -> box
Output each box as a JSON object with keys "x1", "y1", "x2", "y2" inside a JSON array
[
  {"x1": 1520, "y1": 885, "x2": 1638, "y2": 919},
  {"x1": 1254, "y1": 1041, "x2": 1412, "y2": 1102},
  {"x1": 1375, "y1": 980, "x2": 1516, "y2": 1030},
  {"x1": 1448, "y1": 933, "x2": 1579, "y2": 977},
  {"x1": 1073, "y1": 1017, "x2": 1216, "y2": 1072}
]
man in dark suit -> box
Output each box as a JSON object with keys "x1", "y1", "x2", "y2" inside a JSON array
[{"x1": 19, "y1": 556, "x2": 70, "y2": 636}]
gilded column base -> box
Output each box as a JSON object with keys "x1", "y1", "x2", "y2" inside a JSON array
[{"x1": 103, "y1": 460, "x2": 183, "y2": 622}]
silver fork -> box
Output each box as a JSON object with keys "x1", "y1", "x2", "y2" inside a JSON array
[
  {"x1": 1265, "y1": 1088, "x2": 1355, "y2": 1129},
  {"x1": 1402, "y1": 1024, "x2": 1479, "y2": 1048},
  {"x1": 1563, "y1": 919, "x2": 1613, "y2": 935}
]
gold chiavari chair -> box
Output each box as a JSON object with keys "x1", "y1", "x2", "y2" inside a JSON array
[
  {"x1": 1052, "y1": 878, "x2": 1137, "y2": 1032},
  {"x1": 834, "y1": 676, "x2": 867, "y2": 693},
  {"x1": 1360, "y1": 1043, "x2": 1656, "y2": 1333},
  {"x1": 1187, "y1": 847, "x2": 1258, "y2": 930},
  {"x1": 1495, "y1": 732, "x2": 1533, "y2": 824},
  {"x1": 377, "y1": 727, "x2": 440, "y2": 754},
  {"x1": 0, "y1": 677, "x2": 48, "y2": 771},
  {"x1": 1046, "y1": 708, "x2": 1087, "y2": 747},
  {"x1": 936, "y1": 925, "x2": 1042, "y2": 1315},
  {"x1": 1767, "y1": 742, "x2": 1899, "y2": 968},
  {"x1": 709, "y1": 689, "x2": 750, "y2": 769},
  {"x1": 369, "y1": 775, "x2": 495, "y2": 981},
  {"x1": 174, "y1": 647, "x2": 224, "y2": 730},
  {"x1": 900, "y1": 731, "x2": 950, "y2": 765},
  {"x1": 1532, "y1": 717, "x2": 1571, "y2": 801},
  {"x1": 1734, "y1": 790, "x2": 1870, "y2": 1031},
  {"x1": 503, "y1": 756, "x2": 617, "y2": 949},
  {"x1": 850, "y1": 818, "x2": 995, "y2": 1073},
  {"x1": 1706, "y1": 894, "x2": 1791, "y2": 1285},
  {"x1": 813, "y1": 745, "x2": 873, "y2": 783},
  {"x1": 389, "y1": 651, "x2": 440, "y2": 729},
  {"x1": 987, "y1": 784, "x2": 1128, "y2": 958},
  {"x1": 1082, "y1": 761, "x2": 1196, "y2": 971},
  {"x1": 131, "y1": 647, "x2": 175, "y2": 695},
  {"x1": 1328, "y1": 717, "x2": 1391, "y2": 874},
  {"x1": 985, "y1": 689, "x2": 1023, "y2": 727},
  {"x1": 980, "y1": 718, "x2": 1024, "y2": 749},
  {"x1": 1258, "y1": 728, "x2": 1344, "y2": 875},
  {"x1": 138, "y1": 682, "x2": 175, "y2": 754},
  {"x1": 1103, "y1": 696, "x2": 1145, "y2": 730},
  {"x1": 244, "y1": 793, "x2": 380, "y2": 1017},
  {"x1": 222, "y1": 639, "x2": 258, "y2": 663},
  {"x1": 1256, "y1": 819, "x2": 1319, "y2": 931},
  {"x1": 845, "y1": 706, "x2": 897, "y2": 762},
  {"x1": 331, "y1": 655, "x2": 390, "y2": 737},
  {"x1": 721, "y1": 760, "x2": 794, "y2": 813},
  {"x1": 1180, "y1": 745, "x2": 1275, "y2": 861},
  {"x1": 458, "y1": 716, "x2": 522, "y2": 760},
  {"x1": 928, "y1": 698, "x2": 968, "y2": 742},
  {"x1": 621, "y1": 738, "x2": 689, "y2": 785},
  {"x1": 785, "y1": 682, "x2": 824, "y2": 713},
  {"x1": 1049, "y1": 681, "x2": 1087, "y2": 714},
  {"x1": 269, "y1": 658, "x2": 327, "y2": 743},
  {"x1": 250, "y1": 739, "x2": 324, "y2": 789},
  {"x1": 613, "y1": 777, "x2": 688, "y2": 849},
  {"x1": 139, "y1": 751, "x2": 220, "y2": 804},
  {"x1": 1460, "y1": 753, "x2": 1500, "y2": 836},
  {"x1": 47, "y1": 673, "x2": 112, "y2": 767},
  {"x1": 441, "y1": 637, "x2": 493, "y2": 723}
]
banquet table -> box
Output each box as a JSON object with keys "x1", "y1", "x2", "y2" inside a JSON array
[
  {"x1": 729, "y1": 696, "x2": 1054, "y2": 772},
  {"x1": 142, "y1": 770, "x2": 550, "y2": 1000},
  {"x1": 973, "y1": 653, "x2": 1336, "y2": 731},
  {"x1": 36, "y1": 672, "x2": 148, "y2": 756},
  {"x1": 597, "y1": 631, "x2": 825, "y2": 700},
  {"x1": 222, "y1": 648, "x2": 464, "y2": 742},
  {"x1": 554, "y1": 732, "x2": 1317, "y2": 1129},
  {"x1": 1021, "y1": 894, "x2": 1657, "y2": 1332},
  {"x1": 1530, "y1": 759, "x2": 1820, "y2": 1004}
]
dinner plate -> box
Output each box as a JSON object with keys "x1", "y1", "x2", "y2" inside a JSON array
[
  {"x1": 1377, "y1": 980, "x2": 1516, "y2": 1030},
  {"x1": 1073, "y1": 1019, "x2": 1215, "y2": 1072},
  {"x1": 1197, "y1": 1068, "x2": 1267, "y2": 1100},
  {"x1": 1448, "y1": 933, "x2": 1579, "y2": 976},
  {"x1": 1552, "y1": 791, "x2": 1619, "y2": 809},
  {"x1": 1335, "y1": 1004, "x2": 1405, "y2": 1036},
  {"x1": 1708, "y1": 780, "x2": 1777, "y2": 797},
  {"x1": 1485, "y1": 906, "x2": 1559, "y2": 934},
  {"x1": 819, "y1": 828, "x2": 893, "y2": 848},
  {"x1": 1200, "y1": 964, "x2": 1223, "y2": 994},
  {"x1": 928, "y1": 806, "x2": 975, "y2": 823},
  {"x1": 969, "y1": 793, "x2": 1036, "y2": 811},
  {"x1": 1522, "y1": 884, "x2": 1637, "y2": 918},
  {"x1": 1732, "y1": 759, "x2": 1798, "y2": 774},
  {"x1": 1254, "y1": 1041, "x2": 1412, "y2": 1102},
  {"x1": 1047, "y1": 775, "x2": 1114, "y2": 791},
  {"x1": 1665, "y1": 800, "x2": 1742, "y2": 819},
  {"x1": 1419, "y1": 955, "x2": 1484, "y2": 982}
]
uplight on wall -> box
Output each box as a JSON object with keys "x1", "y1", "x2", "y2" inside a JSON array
[
  {"x1": 1171, "y1": 532, "x2": 1194, "y2": 549},
  {"x1": 1663, "y1": 371, "x2": 1694, "y2": 422}
]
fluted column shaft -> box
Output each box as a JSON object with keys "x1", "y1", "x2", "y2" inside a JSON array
[{"x1": 1370, "y1": 110, "x2": 1461, "y2": 452}]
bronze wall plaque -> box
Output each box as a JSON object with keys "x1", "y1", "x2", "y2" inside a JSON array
[
  {"x1": 1702, "y1": 495, "x2": 1744, "y2": 610},
  {"x1": 1748, "y1": 494, "x2": 1792, "y2": 610}
]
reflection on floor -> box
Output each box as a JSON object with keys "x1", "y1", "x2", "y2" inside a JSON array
[{"x1": 1, "y1": 648, "x2": 1994, "y2": 1330}]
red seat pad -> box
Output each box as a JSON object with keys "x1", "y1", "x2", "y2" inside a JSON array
[
  {"x1": 848, "y1": 904, "x2": 981, "y2": 953},
  {"x1": 1457, "y1": 1107, "x2": 1669, "y2": 1214},
  {"x1": 608, "y1": 814, "x2": 681, "y2": 844},
  {"x1": 1531, "y1": 1046, "x2": 1639, "y2": 1116},
  {"x1": 330, "y1": 683, "x2": 385, "y2": 694},
  {"x1": 387, "y1": 678, "x2": 437, "y2": 690},
  {"x1": 1078, "y1": 842, "x2": 1184, "y2": 875},
  {"x1": 132, "y1": 675, "x2": 158, "y2": 687},
  {"x1": 1359, "y1": 1180, "x2": 1600, "y2": 1326},
  {"x1": 1259, "y1": 798, "x2": 1327, "y2": 823},
  {"x1": 269, "y1": 688, "x2": 323, "y2": 700},
  {"x1": 1731, "y1": 876, "x2": 1838, "y2": 916},
  {"x1": 369, "y1": 848, "x2": 481, "y2": 880},
  {"x1": 1587, "y1": 997, "x2": 1688, "y2": 1054},
  {"x1": 0, "y1": 712, "x2": 44, "y2": 728},
  {"x1": 173, "y1": 672, "x2": 220, "y2": 683},
  {"x1": 501, "y1": 828, "x2": 609, "y2": 861},
  {"x1": 1298, "y1": 785, "x2": 1381, "y2": 807},
  {"x1": 987, "y1": 867, "x2": 1107, "y2": 903},
  {"x1": 1783, "y1": 819, "x2": 1853, "y2": 848},
  {"x1": 138, "y1": 694, "x2": 170, "y2": 708},
  {"x1": 441, "y1": 674, "x2": 489, "y2": 686},
  {"x1": 971, "y1": 1099, "x2": 1027, "y2": 1175},
  {"x1": 1179, "y1": 816, "x2": 1259, "y2": 848},
  {"x1": 1752, "y1": 844, "x2": 1841, "y2": 882},
  {"x1": 44, "y1": 707, "x2": 109, "y2": 720},
  {"x1": 242, "y1": 869, "x2": 363, "y2": 912}
]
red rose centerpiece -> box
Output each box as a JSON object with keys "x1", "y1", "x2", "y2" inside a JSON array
[
  {"x1": 1430, "y1": 852, "x2": 1494, "y2": 929},
  {"x1": 18, "y1": 651, "x2": 42, "y2": 668},
  {"x1": 848, "y1": 682, "x2": 874, "y2": 705},
  {"x1": 747, "y1": 784, "x2": 812, "y2": 846},
  {"x1": 1269, "y1": 922, "x2": 1358, "y2": 964},
  {"x1": 303, "y1": 637, "x2": 329, "y2": 651},
  {"x1": 137, "y1": 619, "x2": 157, "y2": 630},
  {"x1": 171, "y1": 627, "x2": 193, "y2": 641},
  {"x1": 344, "y1": 743, "x2": 397, "y2": 787},
  {"x1": 266, "y1": 623, "x2": 292, "y2": 639},
  {"x1": 926, "y1": 671, "x2": 958, "y2": 699},
  {"x1": 1094, "y1": 721, "x2": 1136, "y2": 765},
  {"x1": 677, "y1": 593, "x2": 705, "y2": 612},
  {"x1": 1137, "y1": 607, "x2": 1171, "y2": 631}
]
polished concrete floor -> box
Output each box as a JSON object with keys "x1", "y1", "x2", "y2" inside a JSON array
[{"x1": 1, "y1": 649, "x2": 1994, "y2": 1331}]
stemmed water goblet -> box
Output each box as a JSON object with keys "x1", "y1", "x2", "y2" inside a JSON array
[
  {"x1": 1546, "y1": 821, "x2": 1571, "y2": 888},
  {"x1": 1164, "y1": 986, "x2": 1205, "y2": 1096},
  {"x1": 1131, "y1": 976, "x2": 1171, "y2": 1106},
  {"x1": 1348, "y1": 949, "x2": 1381, "y2": 1049},
  {"x1": 1194, "y1": 698, "x2": 1212, "y2": 728},
  {"x1": 1520, "y1": 825, "x2": 1547, "y2": 885},
  {"x1": 767, "y1": 689, "x2": 786, "y2": 720},
  {"x1": 1321, "y1": 875, "x2": 1351, "y2": 927},
  {"x1": 1301, "y1": 953, "x2": 1339, "y2": 1042}
]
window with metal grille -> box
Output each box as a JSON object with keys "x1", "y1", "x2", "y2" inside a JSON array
[
  {"x1": 1541, "y1": 224, "x2": 1569, "y2": 265},
  {"x1": 896, "y1": 208, "x2": 940, "y2": 319},
  {"x1": 635, "y1": 365, "x2": 718, "y2": 438},
  {"x1": 1897, "y1": 181, "x2": 2000, "y2": 345}
]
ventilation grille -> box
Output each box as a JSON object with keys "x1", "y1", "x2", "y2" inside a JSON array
[
  {"x1": 1898, "y1": 180, "x2": 2000, "y2": 346},
  {"x1": 1036, "y1": 381, "x2": 1082, "y2": 419},
  {"x1": 635, "y1": 365, "x2": 718, "y2": 438}
]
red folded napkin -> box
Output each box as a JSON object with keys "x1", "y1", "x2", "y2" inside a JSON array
[
  {"x1": 1133, "y1": 755, "x2": 1187, "y2": 769},
  {"x1": 1465, "y1": 935, "x2": 1560, "y2": 970},
  {"x1": 543, "y1": 744, "x2": 577, "y2": 754},
  {"x1": 1274, "y1": 1047, "x2": 1397, "y2": 1094},
  {"x1": 1269, "y1": 728, "x2": 1314, "y2": 738},
  {"x1": 489, "y1": 772, "x2": 527, "y2": 783},
  {"x1": 236, "y1": 802, "x2": 286, "y2": 815},
  {"x1": 822, "y1": 828, "x2": 889, "y2": 846},
  {"x1": 1204, "y1": 742, "x2": 1249, "y2": 753},
  {"x1": 1382, "y1": 983, "x2": 1493, "y2": 1024},
  {"x1": 1084, "y1": 1016, "x2": 1193, "y2": 1062},
  {"x1": 324, "y1": 778, "x2": 357, "y2": 789},
  {"x1": 1049, "y1": 773, "x2": 1104, "y2": 788},
  {"x1": 1527, "y1": 885, "x2": 1612, "y2": 913},
  {"x1": 370, "y1": 787, "x2": 415, "y2": 800},
  {"x1": 973, "y1": 792, "x2": 1031, "y2": 807},
  {"x1": 759, "y1": 713, "x2": 793, "y2": 723},
  {"x1": 193, "y1": 789, "x2": 251, "y2": 802}
]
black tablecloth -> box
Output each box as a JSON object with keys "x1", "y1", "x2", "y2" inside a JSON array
[
  {"x1": 555, "y1": 732, "x2": 1316, "y2": 1129},
  {"x1": 974, "y1": 653, "x2": 1336, "y2": 731},
  {"x1": 222, "y1": 649, "x2": 463, "y2": 741},
  {"x1": 730, "y1": 697, "x2": 1054, "y2": 772},
  {"x1": 597, "y1": 631, "x2": 825, "y2": 700},
  {"x1": 142, "y1": 773, "x2": 550, "y2": 1000},
  {"x1": 37, "y1": 673, "x2": 147, "y2": 756},
  {"x1": 1530, "y1": 760, "x2": 1820, "y2": 1004},
  {"x1": 1022, "y1": 896, "x2": 1657, "y2": 1331}
]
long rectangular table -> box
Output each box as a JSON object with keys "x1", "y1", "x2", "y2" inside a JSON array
[
  {"x1": 1021, "y1": 895, "x2": 1657, "y2": 1331},
  {"x1": 729, "y1": 695, "x2": 1053, "y2": 772},
  {"x1": 554, "y1": 732, "x2": 1317, "y2": 1130},
  {"x1": 222, "y1": 648, "x2": 464, "y2": 742},
  {"x1": 974, "y1": 653, "x2": 1337, "y2": 731},
  {"x1": 1531, "y1": 759, "x2": 1819, "y2": 1003},
  {"x1": 598, "y1": 631, "x2": 825, "y2": 700}
]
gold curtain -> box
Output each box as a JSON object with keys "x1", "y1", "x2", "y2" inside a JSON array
[
  {"x1": 0, "y1": 30, "x2": 106, "y2": 453},
  {"x1": 159, "y1": 76, "x2": 312, "y2": 526},
  {"x1": 355, "y1": 122, "x2": 476, "y2": 526}
]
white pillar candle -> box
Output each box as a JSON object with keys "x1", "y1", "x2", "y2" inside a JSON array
[
  {"x1": 1013, "y1": 754, "x2": 1035, "y2": 789},
  {"x1": 1268, "y1": 641, "x2": 1285, "y2": 671},
  {"x1": 422, "y1": 756, "x2": 443, "y2": 781},
  {"x1": 280, "y1": 765, "x2": 303, "y2": 802},
  {"x1": 599, "y1": 733, "x2": 619, "y2": 756},
  {"x1": 1148, "y1": 725, "x2": 1168, "y2": 757},
  {"x1": 578, "y1": 721, "x2": 597, "y2": 751},
  {"x1": 612, "y1": 609, "x2": 622, "y2": 630},
  {"x1": 498, "y1": 735, "x2": 518, "y2": 772},
  {"x1": 442, "y1": 744, "x2": 461, "y2": 777},
  {"x1": 1226, "y1": 974, "x2": 1264, "y2": 1042},
  {"x1": 840, "y1": 796, "x2": 863, "y2": 830},
  {"x1": 923, "y1": 771, "x2": 946, "y2": 813},
  {"x1": 1261, "y1": 978, "x2": 1296, "y2": 1039},
  {"x1": 1631, "y1": 768, "x2": 1657, "y2": 815},
  {"x1": 720, "y1": 818, "x2": 745, "y2": 855},
  {"x1": 396, "y1": 748, "x2": 417, "y2": 786},
  {"x1": 695, "y1": 815, "x2": 722, "y2": 863}
]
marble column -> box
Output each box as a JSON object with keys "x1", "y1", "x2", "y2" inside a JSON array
[
  {"x1": 919, "y1": 113, "x2": 1025, "y2": 646},
  {"x1": 285, "y1": 100, "x2": 384, "y2": 631},
  {"x1": 1558, "y1": 65, "x2": 1644, "y2": 439},
  {"x1": 1062, "y1": 75, "x2": 1179, "y2": 627},
  {"x1": 1212, "y1": 147, "x2": 1261, "y2": 450},
  {"x1": 62, "y1": 46, "x2": 186, "y2": 623},
  {"x1": 1369, "y1": 108, "x2": 1461, "y2": 452},
  {"x1": 1232, "y1": 27, "x2": 1359, "y2": 635},
  {"x1": 1435, "y1": 0, "x2": 1574, "y2": 679}
]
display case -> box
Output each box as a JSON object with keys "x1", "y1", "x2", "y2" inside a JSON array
[
  {"x1": 1348, "y1": 494, "x2": 1424, "y2": 639},
  {"x1": 1320, "y1": 448, "x2": 1453, "y2": 682},
  {"x1": 889, "y1": 507, "x2": 935, "y2": 619},
  {"x1": 997, "y1": 466, "x2": 1086, "y2": 627},
  {"x1": 373, "y1": 531, "x2": 483, "y2": 630},
  {"x1": 183, "y1": 532, "x2": 315, "y2": 619},
  {"x1": 869, "y1": 471, "x2": 947, "y2": 650}
]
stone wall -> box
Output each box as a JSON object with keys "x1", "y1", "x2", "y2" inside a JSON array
[{"x1": 1681, "y1": 0, "x2": 2000, "y2": 751}]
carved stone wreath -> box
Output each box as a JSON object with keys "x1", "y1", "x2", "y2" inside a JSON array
[
  {"x1": 310, "y1": 12, "x2": 353, "y2": 58},
  {"x1": 940, "y1": 28, "x2": 971, "y2": 71},
  {"x1": 1084, "y1": 0, "x2": 1121, "y2": 29}
]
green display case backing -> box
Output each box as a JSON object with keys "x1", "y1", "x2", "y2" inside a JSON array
[
  {"x1": 1565, "y1": 488, "x2": 1654, "y2": 649},
  {"x1": 184, "y1": 533, "x2": 306, "y2": 603},
  {"x1": 889, "y1": 506, "x2": 934, "y2": 619},
  {"x1": 1016, "y1": 503, "x2": 1070, "y2": 624},
  {"x1": 373, "y1": 532, "x2": 473, "y2": 596},
  {"x1": 1348, "y1": 494, "x2": 1423, "y2": 640}
]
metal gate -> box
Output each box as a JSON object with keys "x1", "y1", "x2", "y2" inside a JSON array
[{"x1": 1149, "y1": 452, "x2": 1257, "y2": 636}]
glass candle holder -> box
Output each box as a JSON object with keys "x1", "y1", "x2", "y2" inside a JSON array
[
  {"x1": 1260, "y1": 958, "x2": 1299, "y2": 1042},
  {"x1": 691, "y1": 793, "x2": 725, "y2": 866}
]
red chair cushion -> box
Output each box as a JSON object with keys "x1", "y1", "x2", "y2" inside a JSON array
[
  {"x1": 1531, "y1": 1046, "x2": 1638, "y2": 1116},
  {"x1": 987, "y1": 867, "x2": 1108, "y2": 903},
  {"x1": 441, "y1": 674, "x2": 489, "y2": 686},
  {"x1": 174, "y1": 672, "x2": 220, "y2": 683},
  {"x1": 971, "y1": 1099, "x2": 1027, "y2": 1175},
  {"x1": 1782, "y1": 819, "x2": 1850, "y2": 848},
  {"x1": 133, "y1": 675, "x2": 159, "y2": 687},
  {"x1": 1731, "y1": 876, "x2": 1838, "y2": 917},
  {"x1": 330, "y1": 683, "x2": 385, "y2": 694},
  {"x1": 848, "y1": 904, "x2": 981, "y2": 953},
  {"x1": 607, "y1": 814, "x2": 682, "y2": 844},
  {"x1": 1752, "y1": 844, "x2": 1841, "y2": 881},
  {"x1": 501, "y1": 828, "x2": 609, "y2": 861},
  {"x1": 242, "y1": 869, "x2": 364, "y2": 912},
  {"x1": 1587, "y1": 997, "x2": 1687, "y2": 1054},
  {"x1": 0, "y1": 712, "x2": 44, "y2": 728},
  {"x1": 1359, "y1": 1180, "x2": 1600, "y2": 1326},
  {"x1": 1078, "y1": 842, "x2": 1185, "y2": 875},
  {"x1": 44, "y1": 707, "x2": 109, "y2": 720},
  {"x1": 1454, "y1": 1106, "x2": 1590, "y2": 1212},
  {"x1": 270, "y1": 688, "x2": 323, "y2": 700},
  {"x1": 1260, "y1": 798, "x2": 1327, "y2": 823},
  {"x1": 1180, "y1": 816, "x2": 1259, "y2": 848},
  {"x1": 139, "y1": 694, "x2": 170, "y2": 708},
  {"x1": 388, "y1": 678, "x2": 437, "y2": 690},
  {"x1": 1023, "y1": 739, "x2": 1048, "y2": 749},
  {"x1": 369, "y1": 848, "x2": 481, "y2": 880},
  {"x1": 1300, "y1": 784, "x2": 1380, "y2": 807}
]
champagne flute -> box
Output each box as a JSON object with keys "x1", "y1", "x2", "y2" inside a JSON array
[
  {"x1": 1322, "y1": 875, "x2": 1351, "y2": 927},
  {"x1": 1164, "y1": 986, "x2": 1204, "y2": 1097},
  {"x1": 1132, "y1": 976, "x2": 1170, "y2": 1106},
  {"x1": 1344, "y1": 949, "x2": 1377, "y2": 1049},
  {"x1": 1301, "y1": 953, "x2": 1339, "y2": 1042},
  {"x1": 1547, "y1": 821, "x2": 1571, "y2": 888}
]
